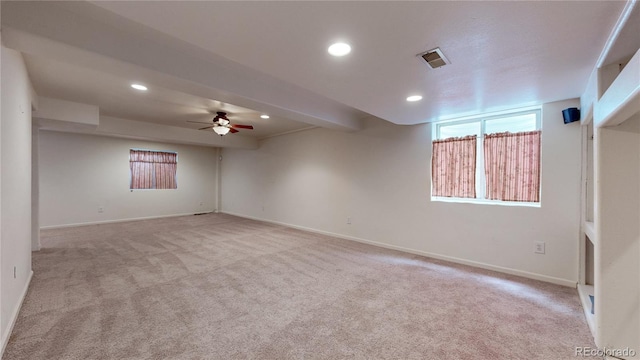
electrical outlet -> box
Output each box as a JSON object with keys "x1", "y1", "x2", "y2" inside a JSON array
[
  {"x1": 98, "y1": 206, "x2": 104, "y2": 213},
  {"x1": 535, "y1": 241, "x2": 545, "y2": 254},
  {"x1": 347, "y1": 217, "x2": 352, "y2": 225}
]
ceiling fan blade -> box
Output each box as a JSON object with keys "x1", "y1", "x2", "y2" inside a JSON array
[
  {"x1": 231, "y1": 124, "x2": 254, "y2": 129},
  {"x1": 187, "y1": 120, "x2": 213, "y2": 124},
  {"x1": 229, "y1": 128, "x2": 239, "y2": 133},
  {"x1": 198, "y1": 126, "x2": 214, "y2": 130}
]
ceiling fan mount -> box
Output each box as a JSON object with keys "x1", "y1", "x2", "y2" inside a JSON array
[
  {"x1": 187, "y1": 111, "x2": 254, "y2": 136},
  {"x1": 213, "y1": 111, "x2": 230, "y2": 125}
]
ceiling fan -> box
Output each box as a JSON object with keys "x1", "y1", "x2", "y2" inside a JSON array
[{"x1": 188, "y1": 111, "x2": 254, "y2": 136}]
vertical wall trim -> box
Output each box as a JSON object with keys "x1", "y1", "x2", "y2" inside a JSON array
[
  {"x1": 31, "y1": 127, "x2": 40, "y2": 251},
  {"x1": 0, "y1": 31, "x2": 4, "y2": 349},
  {"x1": 578, "y1": 124, "x2": 587, "y2": 285},
  {"x1": 215, "y1": 147, "x2": 222, "y2": 212}
]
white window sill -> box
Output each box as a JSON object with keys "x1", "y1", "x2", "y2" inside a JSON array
[{"x1": 431, "y1": 196, "x2": 541, "y2": 208}]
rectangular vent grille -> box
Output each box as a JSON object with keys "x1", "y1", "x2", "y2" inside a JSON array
[{"x1": 418, "y1": 47, "x2": 450, "y2": 69}]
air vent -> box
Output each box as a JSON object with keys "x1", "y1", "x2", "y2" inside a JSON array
[{"x1": 418, "y1": 47, "x2": 450, "y2": 69}]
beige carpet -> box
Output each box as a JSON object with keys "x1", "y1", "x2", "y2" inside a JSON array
[{"x1": 4, "y1": 213, "x2": 594, "y2": 359}]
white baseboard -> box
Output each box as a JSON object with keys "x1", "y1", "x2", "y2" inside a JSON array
[
  {"x1": 40, "y1": 211, "x2": 213, "y2": 230},
  {"x1": 1, "y1": 270, "x2": 33, "y2": 357},
  {"x1": 223, "y1": 211, "x2": 577, "y2": 288}
]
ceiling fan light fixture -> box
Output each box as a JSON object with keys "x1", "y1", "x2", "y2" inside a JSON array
[
  {"x1": 191, "y1": 111, "x2": 252, "y2": 135},
  {"x1": 213, "y1": 126, "x2": 230, "y2": 136}
]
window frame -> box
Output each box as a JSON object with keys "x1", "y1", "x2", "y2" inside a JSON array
[{"x1": 431, "y1": 108, "x2": 542, "y2": 207}]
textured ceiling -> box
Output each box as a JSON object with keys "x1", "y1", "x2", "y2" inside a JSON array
[
  {"x1": 91, "y1": 1, "x2": 626, "y2": 124},
  {"x1": 1, "y1": 1, "x2": 632, "y2": 141}
]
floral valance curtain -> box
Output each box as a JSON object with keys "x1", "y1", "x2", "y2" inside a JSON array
[
  {"x1": 484, "y1": 131, "x2": 541, "y2": 202},
  {"x1": 432, "y1": 135, "x2": 477, "y2": 198}
]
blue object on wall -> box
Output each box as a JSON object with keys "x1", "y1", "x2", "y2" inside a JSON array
[{"x1": 589, "y1": 294, "x2": 594, "y2": 314}]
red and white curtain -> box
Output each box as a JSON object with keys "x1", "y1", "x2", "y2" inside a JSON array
[
  {"x1": 484, "y1": 131, "x2": 541, "y2": 202},
  {"x1": 432, "y1": 135, "x2": 477, "y2": 198},
  {"x1": 130, "y1": 150, "x2": 177, "y2": 189}
]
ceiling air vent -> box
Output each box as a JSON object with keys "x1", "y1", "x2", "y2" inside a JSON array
[{"x1": 418, "y1": 47, "x2": 450, "y2": 69}]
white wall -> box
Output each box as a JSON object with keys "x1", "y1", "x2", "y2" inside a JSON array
[
  {"x1": 595, "y1": 113, "x2": 639, "y2": 353},
  {"x1": 1, "y1": 46, "x2": 33, "y2": 351},
  {"x1": 221, "y1": 99, "x2": 583, "y2": 285},
  {"x1": 39, "y1": 131, "x2": 218, "y2": 228}
]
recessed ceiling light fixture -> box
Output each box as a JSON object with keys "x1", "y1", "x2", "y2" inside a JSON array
[
  {"x1": 131, "y1": 84, "x2": 148, "y2": 91},
  {"x1": 328, "y1": 42, "x2": 351, "y2": 57},
  {"x1": 406, "y1": 95, "x2": 423, "y2": 102},
  {"x1": 260, "y1": 114, "x2": 270, "y2": 119}
]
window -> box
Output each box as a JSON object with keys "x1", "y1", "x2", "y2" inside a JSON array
[
  {"x1": 431, "y1": 109, "x2": 541, "y2": 204},
  {"x1": 130, "y1": 149, "x2": 177, "y2": 189}
]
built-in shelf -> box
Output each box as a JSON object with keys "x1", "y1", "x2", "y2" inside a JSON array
[
  {"x1": 580, "y1": 104, "x2": 593, "y2": 126},
  {"x1": 583, "y1": 221, "x2": 596, "y2": 246},
  {"x1": 594, "y1": 48, "x2": 640, "y2": 128},
  {"x1": 576, "y1": 1, "x2": 640, "y2": 352},
  {"x1": 577, "y1": 284, "x2": 596, "y2": 338}
]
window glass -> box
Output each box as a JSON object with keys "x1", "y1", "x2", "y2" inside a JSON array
[
  {"x1": 439, "y1": 121, "x2": 481, "y2": 139},
  {"x1": 485, "y1": 113, "x2": 537, "y2": 134}
]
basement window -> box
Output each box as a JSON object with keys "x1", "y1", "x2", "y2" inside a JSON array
[
  {"x1": 130, "y1": 149, "x2": 178, "y2": 189},
  {"x1": 431, "y1": 109, "x2": 541, "y2": 207}
]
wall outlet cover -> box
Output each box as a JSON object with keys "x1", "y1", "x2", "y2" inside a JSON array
[{"x1": 535, "y1": 241, "x2": 545, "y2": 254}]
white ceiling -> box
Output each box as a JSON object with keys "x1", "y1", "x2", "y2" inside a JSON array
[
  {"x1": 23, "y1": 54, "x2": 313, "y2": 139},
  {"x1": 0, "y1": 1, "x2": 632, "y2": 141},
  {"x1": 90, "y1": 1, "x2": 626, "y2": 124}
]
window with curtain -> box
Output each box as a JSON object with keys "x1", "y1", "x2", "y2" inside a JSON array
[
  {"x1": 432, "y1": 135, "x2": 477, "y2": 198},
  {"x1": 130, "y1": 150, "x2": 177, "y2": 190},
  {"x1": 484, "y1": 131, "x2": 541, "y2": 202},
  {"x1": 431, "y1": 109, "x2": 541, "y2": 205}
]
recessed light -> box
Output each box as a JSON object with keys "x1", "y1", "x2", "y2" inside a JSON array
[
  {"x1": 260, "y1": 114, "x2": 270, "y2": 119},
  {"x1": 406, "y1": 95, "x2": 422, "y2": 102},
  {"x1": 328, "y1": 42, "x2": 351, "y2": 57},
  {"x1": 131, "y1": 84, "x2": 148, "y2": 91}
]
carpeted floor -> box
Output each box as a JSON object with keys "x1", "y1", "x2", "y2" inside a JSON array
[{"x1": 3, "y1": 213, "x2": 594, "y2": 359}]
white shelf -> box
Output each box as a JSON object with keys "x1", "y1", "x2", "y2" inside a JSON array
[
  {"x1": 584, "y1": 221, "x2": 596, "y2": 246},
  {"x1": 594, "y1": 48, "x2": 640, "y2": 128},
  {"x1": 579, "y1": 104, "x2": 593, "y2": 126},
  {"x1": 577, "y1": 283, "x2": 596, "y2": 338}
]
